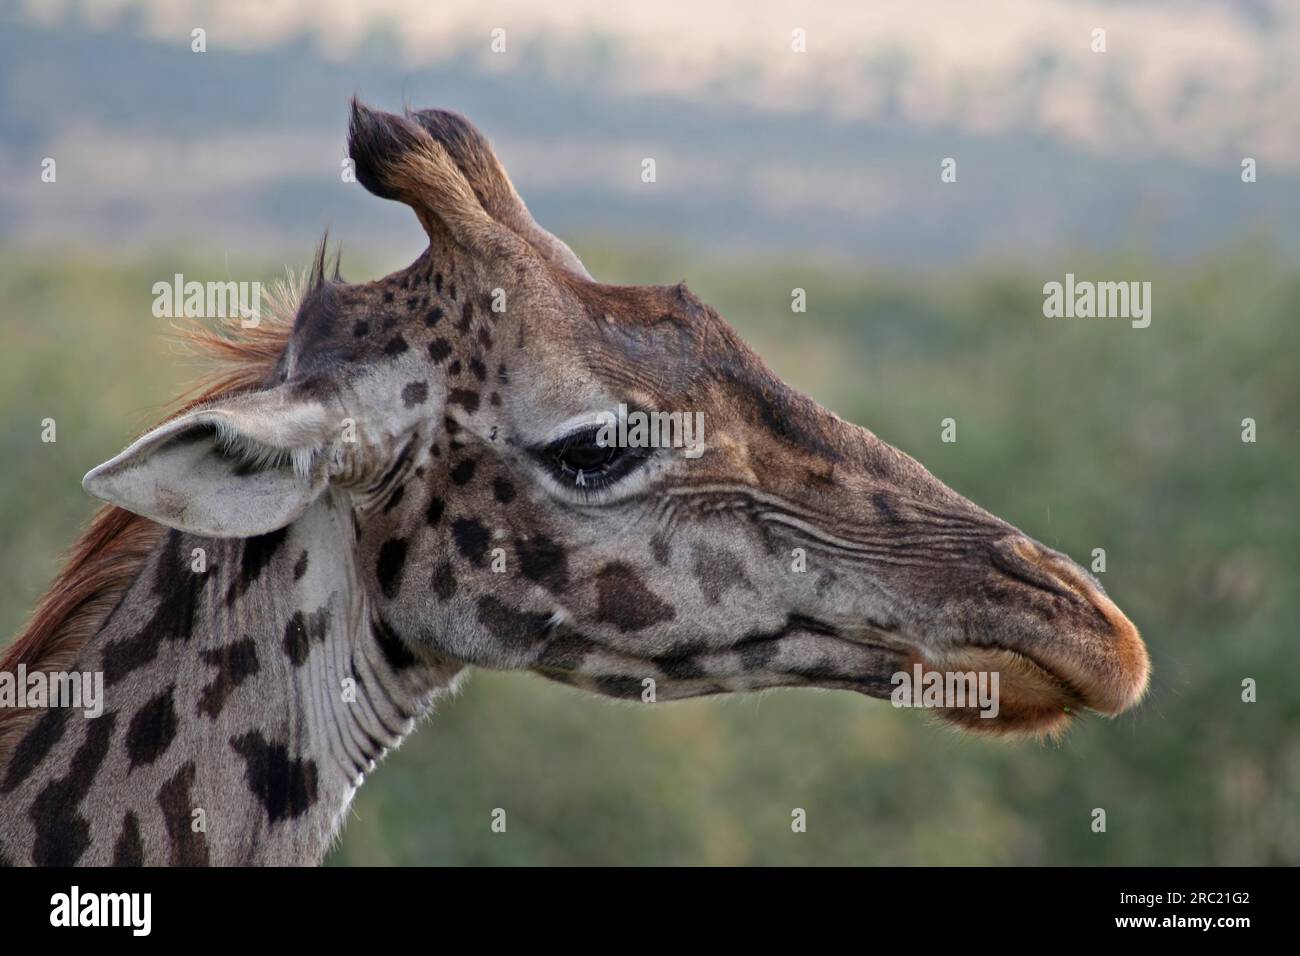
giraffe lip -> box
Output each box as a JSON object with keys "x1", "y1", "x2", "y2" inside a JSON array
[
  {"x1": 839, "y1": 621, "x2": 1085, "y2": 709},
  {"x1": 907, "y1": 643, "x2": 1090, "y2": 737},
  {"x1": 1009, "y1": 647, "x2": 1094, "y2": 714},
  {"x1": 978, "y1": 644, "x2": 1087, "y2": 703}
]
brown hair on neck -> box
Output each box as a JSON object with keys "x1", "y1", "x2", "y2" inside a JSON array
[{"x1": 0, "y1": 266, "x2": 312, "y2": 759}]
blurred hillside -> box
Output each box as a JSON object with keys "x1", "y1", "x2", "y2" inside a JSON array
[
  {"x1": 1, "y1": 241, "x2": 1295, "y2": 864},
  {"x1": 3, "y1": 4, "x2": 1300, "y2": 263}
]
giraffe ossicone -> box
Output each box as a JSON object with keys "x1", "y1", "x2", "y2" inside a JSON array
[{"x1": 0, "y1": 100, "x2": 1149, "y2": 866}]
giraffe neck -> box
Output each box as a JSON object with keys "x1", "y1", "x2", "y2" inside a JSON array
[{"x1": 0, "y1": 492, "x2": 463, "y2": 866}]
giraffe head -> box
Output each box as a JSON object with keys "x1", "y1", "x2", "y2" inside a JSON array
[{"x1": 83, "y1": 100, "x2": 1148, "y2": 738}]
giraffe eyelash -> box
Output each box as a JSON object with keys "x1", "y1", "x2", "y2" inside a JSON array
[{"x1": 529, "y1": 426, "x2": 656, "y2": 501}]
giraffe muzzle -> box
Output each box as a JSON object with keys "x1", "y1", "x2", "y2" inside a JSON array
[
  {"x1": 883, "y1": 531, "x2": 1149, "y2": 737},
  {"x1": 1000, "y1": 535, "x2": 1151, "y2": 717}
]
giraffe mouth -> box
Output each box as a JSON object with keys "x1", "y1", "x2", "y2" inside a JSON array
[
  {"x1": 890, "y1": 645, "x2": 1086, "y2": 738},
  {"x1": 721, "y1": 621, "x2": 1082, "y2": 737},
  {"x1": 846, "y1": 535, "x2": 1151, "y2": 738},
  {"x1": 825, "y1": 612, "x2": 1136, "y2": 738},
  {"x1": 859, "y1": 607, "x2": 1147, "y2": 738}
]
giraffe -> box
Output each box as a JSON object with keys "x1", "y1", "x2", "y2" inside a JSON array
[{"x1": 0, "y1": 100, "x2": 1150, "y2": 866}]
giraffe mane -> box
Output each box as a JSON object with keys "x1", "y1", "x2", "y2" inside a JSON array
[{"x1": 0, "y1": 256, "x2": 319, "y2": 760}]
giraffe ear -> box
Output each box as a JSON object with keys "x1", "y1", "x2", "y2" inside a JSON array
[{"x1": 82, "y1": 388, "x2": 338, "y2": 538}]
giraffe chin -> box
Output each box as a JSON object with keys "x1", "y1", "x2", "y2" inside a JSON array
[{"x1": 901, "y1": 647, "x2": 1083, "y2": 740}]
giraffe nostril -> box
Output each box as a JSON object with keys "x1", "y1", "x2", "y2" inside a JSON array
[
  {"x1": 1021, "y1": 540, "x2": 1116, "y2": 611},
  {"x1": 989, "y1": 536, "x2": 1076, "y2": 600},
  {"x1": 1041, "y1": 552, "x2": 1103, "y2": 601},
  {"x1": 1008, "y1": 536, "x2": 1039, "y2": 562}
]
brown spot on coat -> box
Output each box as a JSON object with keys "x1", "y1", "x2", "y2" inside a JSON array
[
  {"x1": 157, "y1": 761, "x2": 210, "y2": 865},
  {"x1": 282, "y1": 607, "x2": 331, "y2": 667},
  {"x1": 112, "y1": 810, "x2": 144, "y2": 866},
  {"x1": 517, "y1": 534, "x2": 569, "y2": 590},
  {"x1": 452, "y1": 518, "x2": 490, "y2": 566},
  {"x1": 29, "y1": 713, "x2": 117, "y2": 866},
  {"x1": 198, "y1": 637, "x2": 261, "y2": 715},
  {"x1": 448, "y1": 388, "x2": 480, "y2": 413},
  {"x1": 229, "y1": 733, "x2": 319, "y2": 825},
  {"x1": 402, "y1": 380, "x2": 429, "y2": 407},
  {"x1": 594, "y1": 563, "x2": 675, "y2": 632},
  {"x1": 376, "y1": 538, "x2": 409, "y2": 599},
  {"x1": 125, "y1": 686, "x2": 179, "y2": 770},
  {"x1": 476, "y1": 597, "x2": 552, "y2": 649},
  {"x1": 428, "y1": 338, "x2": 452, "y2": 363},
  {"x1": 432, "y1": 563, "x2": 457, "y2": 601},
  {"x1": 692, "y1": 543, "x2": 751, "y2": 604}
]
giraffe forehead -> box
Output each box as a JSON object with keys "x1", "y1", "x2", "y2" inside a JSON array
[{"x1": 281, "y1": 250, "x2": 726, "y2": 387}]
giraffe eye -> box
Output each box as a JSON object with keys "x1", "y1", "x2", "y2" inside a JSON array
[
  {"x1": 558, "y1": 435, "x2": 619, "y2": 472},
  {"x1": 538, "y1": 427, "x2": 649, "y2": 491}
]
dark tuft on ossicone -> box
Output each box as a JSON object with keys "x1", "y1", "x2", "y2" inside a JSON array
[{"x1": 347, "y1": 97, "x2": 428, "y2": 203}]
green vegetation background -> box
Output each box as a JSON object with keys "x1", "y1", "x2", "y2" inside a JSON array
[{"x1": 1, "y1": 242, "x2": 1295, "y2": 864}]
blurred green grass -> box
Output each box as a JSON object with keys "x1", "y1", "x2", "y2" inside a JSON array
[{"x1": 1, "y1": 241, "x2": 1295, "y2": 865}]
